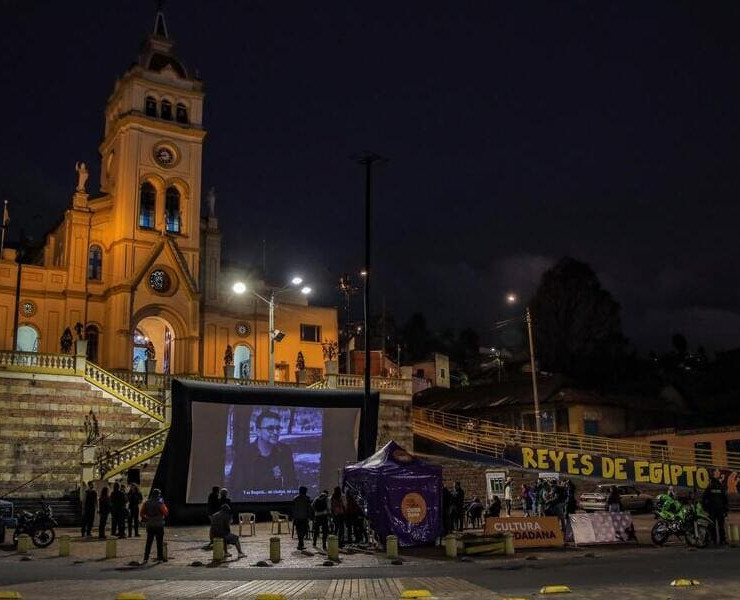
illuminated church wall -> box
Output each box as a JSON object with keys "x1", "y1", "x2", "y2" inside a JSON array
[{"x1": 0, "y1": 9, "x2": 337, "y2": 380}]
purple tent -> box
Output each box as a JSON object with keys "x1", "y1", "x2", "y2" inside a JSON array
[{"x1": 343, "y1": 440, "x2": 442, "y2": 546}]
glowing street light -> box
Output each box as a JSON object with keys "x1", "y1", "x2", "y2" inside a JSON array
[
  {"x1": 507, "y1": 292, "x2": 541, "y2": 434},
  {"x1": 232, "y1": 276, "x2": 313, "y2": 385}
]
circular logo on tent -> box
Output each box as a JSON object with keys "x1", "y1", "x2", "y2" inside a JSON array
[
  {"x1": 401, "y1": 492, "x2": 427, "y2": 524},
  {"x1": 392, "y1": 449, "x2": 413, "y2": 463}
]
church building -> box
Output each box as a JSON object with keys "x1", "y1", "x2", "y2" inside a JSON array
[{"x1": 0, "y1": 9, "x2": 337, "y2": 383}]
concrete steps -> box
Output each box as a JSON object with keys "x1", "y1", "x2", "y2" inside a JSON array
[{"x1": 0, "y1": 375, "x2": 165, "y2": 499}]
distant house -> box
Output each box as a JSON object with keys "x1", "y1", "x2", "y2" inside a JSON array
[
  {"x1": 350, "y1": 350, "x2": 400, "y2": 377},
  {"x1": 412, "y1": 353, "x2": 450, "y2": 393},
  {"x1": 414, "y1": 374, "x2": 690, "y2": 436}
]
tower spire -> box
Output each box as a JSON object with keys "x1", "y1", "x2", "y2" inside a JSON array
[{"x1": 153, "y1": 0, "x2": 168, "y2": 38}]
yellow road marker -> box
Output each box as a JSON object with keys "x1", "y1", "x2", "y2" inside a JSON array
[
  {"x1": 539, "y1": 585, "x2": 572, "y2": 594},
  {"x1": 116, "y1": 594, "x2": 147, "y2": 600},
  {"x1": 671, "y1": 579, "x2": 700, "y2": 587},
  {"x1": 401, "y1": 591, "x2": 432, "y2": 599},
  {"x1": 0, "y1": 592, "x2": 24, "y2": 599}
]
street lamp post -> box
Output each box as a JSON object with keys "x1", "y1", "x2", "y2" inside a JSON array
[
  {"x1": 233, "y1": 277, "x2": 311, "y2": 386},
  {"x1": 524, "y1": 306, "x2": 541, "y2": 435},
  {"x1": 354, "y1": 152, "x2": 387, "y2": 418},
  {"x1": 507, "y1": 293, "x2": 541, "y2": 435}
]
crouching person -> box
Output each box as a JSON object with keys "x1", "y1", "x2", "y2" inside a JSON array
[{"x1": 210, "y1": 504, "x2": 245, "y2": 558}]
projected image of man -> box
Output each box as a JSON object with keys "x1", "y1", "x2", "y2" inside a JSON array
[{"x1": 234, "y1": 411, "x2": 297, "y2": 497}]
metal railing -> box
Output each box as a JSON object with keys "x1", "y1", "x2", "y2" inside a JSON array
[
  {"x1": 99, "y1": 427, "x2": 170, "y2": 480},
  {"x1": 0, "y1": 350, "x2": 76, "y2": 373},
  {"x1": 412, "y1": 407, "x2": 740, "y2": 469},
  {"x1": 85, "y1": 363, "x2": 165, "y2": 422}
]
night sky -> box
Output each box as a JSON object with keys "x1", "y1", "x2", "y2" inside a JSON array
[{"x1": 2, "y1": 1, "x2": 740, "y2": 353}]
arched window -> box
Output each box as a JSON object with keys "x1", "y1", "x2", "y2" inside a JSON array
[
  {"x1": 87, "y1": 245, "x2": 102, "y2": 280},
  {"x1": 85, "y1": 325, "x2": 99, "y2": 363},
  {"x1": 234, "y1": 345, "x2": 252, "y2": 380},
  {"x1": 16, "y1": 325, "x2": 39, "y2": 353},
  {"x1": 139, "y1": 182, "x2": 156, "y2": 229},
  {"x1": 160, "y1": 99, "x2": 172, "y2": 120},
  {"x1": 165, "y1": 186, "x2": 181, "y2": 233},
  {"x1": 175, "y1": 103, "x2": 188, "y2": 124},
  {"x1": 145, "y1": 96, "x2": 157, "y2": 117}
]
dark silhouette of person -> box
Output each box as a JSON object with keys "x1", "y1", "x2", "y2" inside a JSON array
[
  {"x1": 207, "y1": 486, "x2": 220, "y2": 517},
  {"x1": 293, "y1": 486, "x2": 312, "y2": 550},
  {"x1": 230, "y1": 411, "x2": 297, "y2": 498},
  {"x1": 703, "y1": 473, "x2": 729, "y2": 545},
  {"x1": 98, "y1": 487, "x2": 110, "y2": 539},
  {"x1": 81, "y1": 481, "x2": 97, "y2": 537}
]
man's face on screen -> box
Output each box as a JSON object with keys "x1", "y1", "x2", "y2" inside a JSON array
[{"x1": 258, "y1": 417, "x2": 281, "y2": 445}]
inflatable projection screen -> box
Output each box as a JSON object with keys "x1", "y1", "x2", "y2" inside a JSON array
[{"x1": 153, "y1": 379, "x2": 380, "y2": 523}]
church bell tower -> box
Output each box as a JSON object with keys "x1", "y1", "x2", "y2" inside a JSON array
[{"x1": 99, "y1": 6, "x2": 206, "y2": 280}]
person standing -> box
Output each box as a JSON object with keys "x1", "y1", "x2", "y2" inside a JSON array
[
  {"x1": 503, "y1": 477, "x2": 513, "y2": 517},
  {"x1": 442, "y1": 486, "x2": 453, "y2": 535},
  {"x1": 292, "y1": 486, "x2": 312, "y2": 551},
  {"x1": 127, "y1": 483, "x2": 143, "y2": 537},
  {"x1": 330, "y1": 487, "x2": 346, "y2": 547},
  {"x1": 311, "y1": 490, "x2": 330, "y2": 550},
  {"x1": 452, "y1": 481, "x2": 465, "y2": 531},
  {"x1": 98, "y1": 486, "x2": 110, "y2": 539},
  {"x1": 81, "y1": 481, "x2": 97, "y2": 537},
  {"x1": 565, "y1": 479, "x2": 577, "y2": 518},
  {"x1": 345, "y1": 490, "x2": 363, "y2": 544},
  {"x1": 702, "y1": 474, "x2": 729, "y2": 545},
  {"x1": 218, "y1": 488, "x2": 231, "y2": 508},
  {"x1": 521, "y1": 483, "x2": 531, "y2": 517},
  {"x1": 110, "y1": 482, "x2": 127, "y2": 538},
  {"x1": 140, "y1": 488, "x2": 169, "y2": 563},
  {"x1": 535, "y1": 480, "x2": 546, "y2": 516},
  {"x1": 607, "y1": 486, "x2": 621, "y2": 513}
]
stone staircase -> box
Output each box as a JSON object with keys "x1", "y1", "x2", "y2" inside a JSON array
[{"x1": 0, "y1": 376, "x2": 162, "y2": 499}]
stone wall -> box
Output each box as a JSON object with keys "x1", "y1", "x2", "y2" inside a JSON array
[
  {"x1": 376, "y1": 395, "x2": 413, "y2": 450},
  {"x1": 0, "y1": 375, "x2": 162, "y2": 498}
]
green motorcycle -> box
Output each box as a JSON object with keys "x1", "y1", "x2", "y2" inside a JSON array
[{"x1": 651, "y1": 493, "x2": 713, "y2": 548}]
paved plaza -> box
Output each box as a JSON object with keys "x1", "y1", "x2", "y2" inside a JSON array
[{"x1": 1, "y1": 515, "x2": 739, "y2": 599}]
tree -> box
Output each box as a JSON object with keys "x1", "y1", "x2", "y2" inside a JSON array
[
  {"x1": 672, "y1": 333, "x2": 688, "y2": 358},
  {"x1": 530, "y1": 257, "x2": 625, "y2": 384},
  {"x1": 400, "y1": 312, "x2": 433, "y2": 362}
]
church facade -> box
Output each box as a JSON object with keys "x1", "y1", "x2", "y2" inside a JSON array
[{"x1": 0, "y1": 10, "x2": 337, "y2": 383}]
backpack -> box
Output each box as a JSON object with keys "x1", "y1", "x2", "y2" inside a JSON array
[{"x1": 313, "y1": 496, "x2": 328, "y2": 514}]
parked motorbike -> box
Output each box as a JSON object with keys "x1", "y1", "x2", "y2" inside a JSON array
[
  {"x1": 12, "y1": 501, "x2": 57, "y2": 548},
  {"x1": 651, "y1": 493, "x2": 712, "y2": 548}
]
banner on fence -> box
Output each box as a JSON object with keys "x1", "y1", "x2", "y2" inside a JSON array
[
  {"x1": 568, "y1": 513, "x2": 636, "y2": 545},
  {"x1": 484, "y1": 516, "x2": 564, "y2": 548},
  {"x1": 501, "y1": 445, "x2": 739, "y2": 493}
]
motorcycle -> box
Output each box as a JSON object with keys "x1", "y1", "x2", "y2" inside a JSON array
[
  {"x1": 12, "y1": 501, "x2": 57, "y2": 548},
  {"x1": 651, "y1": 493, "x2": 713, "y2": 548}
]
